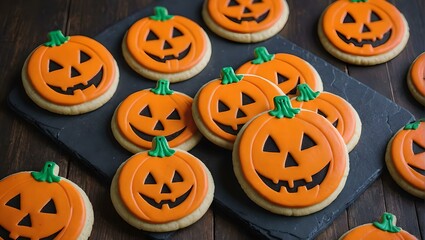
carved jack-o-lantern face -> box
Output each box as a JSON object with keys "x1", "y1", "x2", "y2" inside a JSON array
[
  {"x1": 291, "y1": 84, "x2": 361, "y2": 152},
  {"x1": 125, "y1": 7, "x2": 209, "y2": 74},
  {"x1": 0, "y1": 162, "x2": 89, "y2": 239},
  {"x1": 206, "y1": 0, "x2": 284, "y2": 33},
  {"x1": 26, "y1": 30, "x2": 117, "y2": 106},
  {"x1": 387, "y1": 120, "x2": 425, "y2": 198},
  {"x1": 321, "y1": 0, "x2": 407, "y2": 56},
  {"x1": 194, "y1": 67, "x2": 283, "y2": 149},
  {"x1": 114, "y1": 79, "x2": 199, "y2": 153},
  {"x1": 117, "y1": 136, "x2": 211, "y2": 223},
  {"x1": 234, "y1": 96, "x2": 348, "y2": 214},
  {"x1": 236, "y1": 47, "x2": 323, "y2": 97}
]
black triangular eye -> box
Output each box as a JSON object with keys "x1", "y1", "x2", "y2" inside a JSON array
[
  {"x1": 80, "y1": 51, "x2": 91, "y2": 63},
  {"x1": 276, "y1": 73, "x2": 289, "y2": 84},
  {"x1": 18, "y1": 214, "x2": 32, "y2": 227},
  {"x1": 242, "y1": 93, "x2": 255, "y2": 105},
  {"x1": 263, "y1": 135, "x2": 280, "y2": 153},
  {"x1": 166, "y1": 109, "x2": 180, "y2": 120},
  {"x1": 370, "y1": 11, "x2": 381, "y2": 22},
  {"x1": 146, "y1": 30, "x2": 160, "y2": 41},
  {"x1": 6, "y1": 194, "x2": 21, "y2": 209},
  {"x1": 301, "y1": 133, "x2": 317, "y2": 150},
  {"x1": 412, "y1": 140, "x2": 425, "y2": 155},
  {"x1": 172, "y1": 27, "x2": 184, "y2": 38},
  {"x1": 40, "y1": 199, "x2": 57, "y2": 214},
  {"x1": 332, "y1": 119, "x2": 339, "y2": 128},
  {"x1": 317, "y1": 109, "x2": 328, "y2": 118},
  {"x1": 343, "y1": 12, "x2": 356, "y2": 23},
  {"x1": 172, "y1": 171, "x2": 184, "y2": 182},
  {"x1": 139, "y1": 105, "x2": 152, "y2": 117},
  {"x1": 218, "y1": 100, "x2": 230, "y2": 112},
  {"x1": 144, "y1": 173, "x2": 156, "y2": 184},
  {"x1": 284, "y1": 153, "x2": 299, "y2": 168},
  {"x1": 228, "y1": 0, "x2": 239, "y2": 6},
  {"x1": 48, "y1": 60, "x2": 64, "y2": 72}
]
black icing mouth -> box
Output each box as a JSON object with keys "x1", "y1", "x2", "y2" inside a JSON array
[
  {"x1": 130, "y1": 123, "x2": 186, "y2": 142},
  {"x1": 0, "y1": 224, "x2": 63, "y2": 240},
  {"x1": 336, "y1": 29, "x2": 392, "y2": 48},
  {"x1": 213, "y1": 120, "x2": 244, "y2": 136},
  {"x1": 146, "y1": 43, "x2": 191, "y2": 63},
  {"x1": 409, "y1": 164, "x2": 425, "y2": 176},
  {"x1": 139, "y1": 186, "x2": 193, "y2": 209},
  {"x1": 225, "y1": 10, "x2": 270, "y2": 24},
  {"x1": 47, "y1": 67, "x2": 103, "y2": 95},
  {"x1": 257, "y1": 162, "x2": 330, "y2": 193}
]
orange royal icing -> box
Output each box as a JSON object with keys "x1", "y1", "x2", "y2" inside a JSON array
[
  {"x1": 117, "y1": 149, "x2": 208, "y2": 223},
  {"x1": 237, "y1": 96, "x2": 348, "y2": 207},
  {"x1": 206, "y1": 0, "x2": 285, "y2": 33},
  {"x1": 0, "y1": 172, "x2": 86, "y2": 239},
  {"x1": 410, "y1": 52, "x2": 425, "y2": 97},
  {"x1": 236, "y1": 47, "x2": 322, "y2": 97},
  {"x1": 27, "y1": 34, "x2": 117, "y2": 106},
  {"x1": 126, "y1": 7, "x2": 208, "y2": 73},
  {"x1": 115, "y1": 80, "x2": 198, "y2": 150},
  {"x1": 390, "y1": 121, "x2": 425, "y2": 191},
  {"x1": 322, "y1": 0, "x2": 406, "y2": 56},
  {"x1": 342, "y1": 224, "x2": 417, "y2": 240},
  {"x1": 195, "y1": 67, "x2": 283, "y2": 144}
]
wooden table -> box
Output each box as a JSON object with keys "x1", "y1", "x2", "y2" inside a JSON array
[{"x1": 0, "y1": 0, "x2": 423, "y2": 239}]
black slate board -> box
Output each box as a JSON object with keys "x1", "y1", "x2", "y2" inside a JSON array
[{"x1": 8, "y1": 0, "x2": 415, "y2": 239}]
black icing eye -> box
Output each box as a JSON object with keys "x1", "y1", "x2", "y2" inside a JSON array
[
  {"x1": 166, "y1": 109, "x2": 181, "y2": 120},
  {"x1": 300, "y1": 133, "x2": 317, "y2": 151},
  {"x1": 48, "y1": 60, "x2": 64, "y2": 72},
  {"x1": 412, "y1": 140, "x2": 425, "y2": 155},
  {"x1": 80, "y1": 51, "x2": 91, "y2": 63},
  {"x1": 146, "y1": 30, "x2": 160, "y2": 41},
  {"x1": 228, "y1": 0, "x2": 239, "y2": 6},
  {"x1": 242, "y1": 92, "x2": 255, "y2": 105},
  {"x1": 370, "y1": 11, "x2": 381, "y2": 22},
  {"x1": 172, "y1": 27, "x2": 184, "y2": 38},
  {"x1": 40, "y1": 199, "x2": 57, "y2": 214},
  {"x1": 139, "y1": 105, "x2": 152, "y2": 117},
  {"x1": 343, "y1": 12, "x2": 356, "y2": 23},
  {"x1": 218, "y1": 100, "x2": 231, "y2": 112},
  {"x1": 144, "y1": 172, "x2": 157, "y2": 184},
  {"x1": 172, "y1": 171, "x2": 184, "y2": 182},
  {"x1": 263, "y1": 135, "x2": 280, "y2": 153},
  {"x1": 5, "y1": 194, "x2": 21, "y2": 209}
]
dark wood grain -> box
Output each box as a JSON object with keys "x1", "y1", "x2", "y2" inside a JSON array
[{"x1": 0, "y1": 0, "x2": 423, "y2": 240}]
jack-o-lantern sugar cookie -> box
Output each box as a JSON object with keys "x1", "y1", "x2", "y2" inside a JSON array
[
  {"x1": 339, "y1": 212, "x2": 417, "y2": 239},
  {"x1": 202, "y1": 0, "x2": 289, "y2": 43},
  {"x1": 291, "y1": 84, "x2": 362, "y2": 152},
  {"x1": 407, "y1": 52, "x2": 425, "y2": 106},
  {"x1": 123, "y1": 6, "x2": 211, "y2": 82},
  {"x1": 112, "y1": 79, "x2": 201, "y2": 153},
  {"x1": 110, "y1": 136, "x2": 214, "y2": 232},
  {"x1": 385, "y1": 119, "x2": 425, "y2": 199},
  {"x1": 233, "y1": 95, "x2": 349, "y2": 216},
  {"x1": 0, "y1": 161, "x2": 94, "y2": 239},
  {"x1": 193, "y1": 67, "x2": 284, "y2": 149},
  {"x1": 318, "y1": 0, "x2": 409, "y2": 65},
  {"x1": 236, "y1": 46, "x2": 323, "y2": 97},
  {"x1": 22, "y1": 30, "x2": 119, "y2": 115}
]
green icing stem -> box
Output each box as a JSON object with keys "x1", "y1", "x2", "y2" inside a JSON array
[
  {"x1": 31, "y1": 161, "x2": 61, "y2": 183},
  {"x1": 150, "y1": 6, "x2": 174, "y2": 21},
  {"x1": 150, "y1": 79, "x2": 174, "y2": 95},
  {"x1": 221, "y1": 67, "x2": 243, "y2": 84},
  {"x1": 44, "y1": 30, "x2": 70, "y2": 47},
  {"x1": 404, "y1": 118, "x2": 425, "y2": 130},
  {"x1": 296, "y1": 84, "x2": 320, "y2": 102},
  {"x1": 269, "y1": 95, "x2": 301, "y2": 119},
  {"x1": 372, "y1": 213, "x2": 401, "y2": 233},
  {"x1": 251, "y1": 46, "x2": 275, "y2": 64},
  {"x1": 148, "y1": 136, "x2": 176, "y2": 158}
]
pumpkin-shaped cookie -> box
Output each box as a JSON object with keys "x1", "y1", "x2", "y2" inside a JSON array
[
  {"x1": 407, "y1": 52, "x2": 425, "y2": 106},
  {"x1": 385, "y1": 119, "x2": 425, "y2": 199},
  {"x1": 236, "y1": 46, "x2": 323, "y2": 97},
  {"x1": 339, "y1": 212, "x2": 417, "y2": 239},
  {"x1": 202, "y1": 0, "x2": 289, "y2": 43},
  {"x1": 112, "y1": 79, "x2": 201, "y2": 153},
  {"x1": 0, "y1": 162, "x2": 94, "y2": 239},
  {"x1": 193, "y1": 67, "x2": 284, "y2": 149},
  {"x1": 233, "y1": 95, "x2": 349, "y2": 216},
  {"x1": 123, "y1": 6, "x2": 211, "y2": 82},
  {"x1": 22, "y1": 30, "x2": 119, "y2": 115},
  {"x1": 291, "y1": 83, "x2": 362, "y2": 152},
  {"x1": 318, "y1": 0, "x2": 409, "y2": 65},
  {"x1": 110, "y1": 136, "x2": 214, "y2": 232}
]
